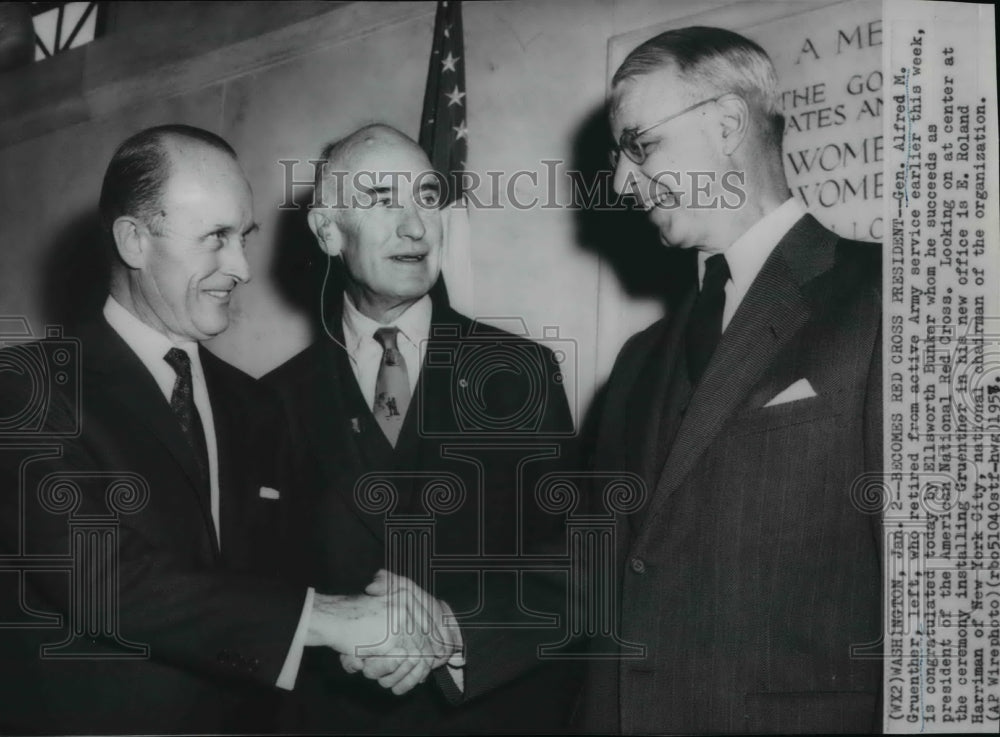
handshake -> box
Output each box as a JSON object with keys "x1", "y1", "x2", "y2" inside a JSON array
[{"x1": 306, "y1": 570, "x2": 465, "y2": 695}]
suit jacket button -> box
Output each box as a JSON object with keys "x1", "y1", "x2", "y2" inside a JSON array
[{"x1": 630, "y1": 557, "x2": 645, "y2": 574}]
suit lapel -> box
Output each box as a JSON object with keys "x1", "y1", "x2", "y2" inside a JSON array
[
  {"x1": 308, "y1": 335, "x2": 393, "y2": 543},
  {"x1": 80, "y1": 320, "x2": 218, "y2": 552},
  {"x1": 202, "y1": 350, "x2": 240, "y2": 559},
  {"x1": 623, "y1": 290, "x2": 694, "y2": 492},
  {"x1": 389, "y1": 366, "x2": 429, "y2": 516},
  {"x1": 637, "y1": 215, "x2": 835, "y2": 538},
  {"x1": 391, "y1": 304, "x2": 463, "y2": 515},
  {"x1": 415, "y1": 303, "x2": 465, "y2": 436}
]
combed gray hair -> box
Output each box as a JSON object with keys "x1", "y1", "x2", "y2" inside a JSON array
[{"x1": 612, "y1": 26, "x2": 785, "y2": 150}]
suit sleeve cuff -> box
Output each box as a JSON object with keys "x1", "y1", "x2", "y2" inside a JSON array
[
  {"x1": 433, "y1": 614, "x2": 465, "y2": 702},
  {"x1": 447, "y1": 664, "x2": 465, "y2": 692},
  {"x1": 275, "y1": 587, "x2": 315, "y2": 691},
  {"x1": 435, "y1": 663, "x2": 465, "y2": 704}
]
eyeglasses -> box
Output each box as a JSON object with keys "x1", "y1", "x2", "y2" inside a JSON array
[{"x1": 609, "y1": 95, "x2": 724, "y2": 167}]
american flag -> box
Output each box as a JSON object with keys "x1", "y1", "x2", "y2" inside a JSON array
[
  {"x1": 419, "y1": 0, "x2": 467, "y2": 205},
  {"x1": 419, "y1": 0, "x2": 474, "y2": 314}
]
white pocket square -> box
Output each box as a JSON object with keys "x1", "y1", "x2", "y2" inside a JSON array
[
  {"x1": 764, "y1": 378, "x2": 817, "y2": 407},
  {"x1": 259, "y1": 486, "x2": 281, "y2": 500}
]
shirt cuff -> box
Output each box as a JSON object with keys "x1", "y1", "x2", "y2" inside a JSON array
[{"x1": 275, "y1": 587, "x2": 315, "y2": 691}]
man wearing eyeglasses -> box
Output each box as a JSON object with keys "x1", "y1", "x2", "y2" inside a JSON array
[{"x1": 579, "y1": 26, "x2": 882, "y2": 734}]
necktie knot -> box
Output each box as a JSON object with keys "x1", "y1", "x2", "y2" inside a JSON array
[
  {"x1": 164, "y1": 347, "x2": 192, "y2": 378},
  {"x1": 702, "y1": 253, "x2": 730, "y2": 293},
  {"x1": 373, "y1": 327, "x2": 400, "y2": 351}
]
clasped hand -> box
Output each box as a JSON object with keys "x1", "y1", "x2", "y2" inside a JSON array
[{"x1": 308, "y1": 570, "x2": 463, "y2": 695}]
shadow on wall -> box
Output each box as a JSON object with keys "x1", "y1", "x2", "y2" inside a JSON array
[
  {"x1": 567, "y1": 103, "x2": 697, "y2": 460},
  {"x1": 270, "y1": 187, "x2": 337, "y2": 344},
  {"x1": 568, "y1": 102, "x2": 695, "y2": 308},
  {"x1": 40, "y1": 209, "x2": 110, "y2": 332}
]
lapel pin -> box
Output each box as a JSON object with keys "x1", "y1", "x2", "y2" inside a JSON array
[{"x1": 351, "y1": 418, "x2": 361, "y2": 434}]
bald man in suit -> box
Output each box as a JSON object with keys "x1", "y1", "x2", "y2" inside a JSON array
[
  {"x1": 0, "y1": 124, "x2": 449, "y2": 734},
  {"x1": 264, "y1": 124, "x2": 582, "y2": 733}
]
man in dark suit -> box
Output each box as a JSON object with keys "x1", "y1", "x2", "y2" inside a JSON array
[
  {"x1": 264, "y1": 124, "x2": 581, "y2": 733},
  {"x1": 0, "y1": 124, "x2": 450, "y2": 735},
  {"x1": 578, "y1": 27, "x2": 882, "y2": 733}
]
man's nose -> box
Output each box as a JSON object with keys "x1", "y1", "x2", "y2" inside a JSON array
[
  {"x1": 221, "y1": 238, "x2": 251, "y2": 284},
  {"x1": 612, "y1": 154, "x2": 642, "y2": 196},
  {"x1": 397, "y1": 203, "x2": 427, "y2": 240}
]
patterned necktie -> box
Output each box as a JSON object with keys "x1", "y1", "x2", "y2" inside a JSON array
[
  {"x1": 372, "y1": 327, "x2": 411, "y2": 447},
  {"x1": 686, "y1": 253, "x2": 730, "y2": 385},
  {"x1": 164, "y1": 348, "x2": 210, "y2": 491}
]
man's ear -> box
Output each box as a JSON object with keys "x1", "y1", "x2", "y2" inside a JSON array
[
  {"x1": 111, "y1": 216, "x2": 147, "y2": 269},
  {"x1": 716, "y1": 93, "x2": 750, "y2": 156},
  {"x1": 307, "y1": 209, "x2": 344, "y2": 257}
]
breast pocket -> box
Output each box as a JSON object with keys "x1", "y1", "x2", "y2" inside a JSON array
[{"x1": 726, "y1": 393, "x2": 843, "y2": 437}]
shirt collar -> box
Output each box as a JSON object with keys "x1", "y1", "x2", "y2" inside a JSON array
[
  {"x1": 341, "y1": 293, "x2": 433, "y2": 356},
  {"x1": 103, "y1": 296, "x2": 202, "y2": 391},
  {"x1": 698, "y1": 197, "x2": 806, "y2": 292}
]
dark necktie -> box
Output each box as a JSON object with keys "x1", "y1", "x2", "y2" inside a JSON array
[
  {"x1": 686, "y1": 253, "x2": 730, "y2": 385},
  {"x1": 372, "y1": 327, "x2": 411, "y2": 447},
  {"x1": 164, "y1": 348, "x2": 210, "y2": 492}
]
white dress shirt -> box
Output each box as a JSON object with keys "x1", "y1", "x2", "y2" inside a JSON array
[
  {"x1": 698, "y1": 197, "x2": 806, "y2": 331},
  {"x1": 341, "y1": 293, "x2": 432, "y2": 407},
  {"x1": 103, "y1": 296, "x2": 310, "y2": 691}
]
